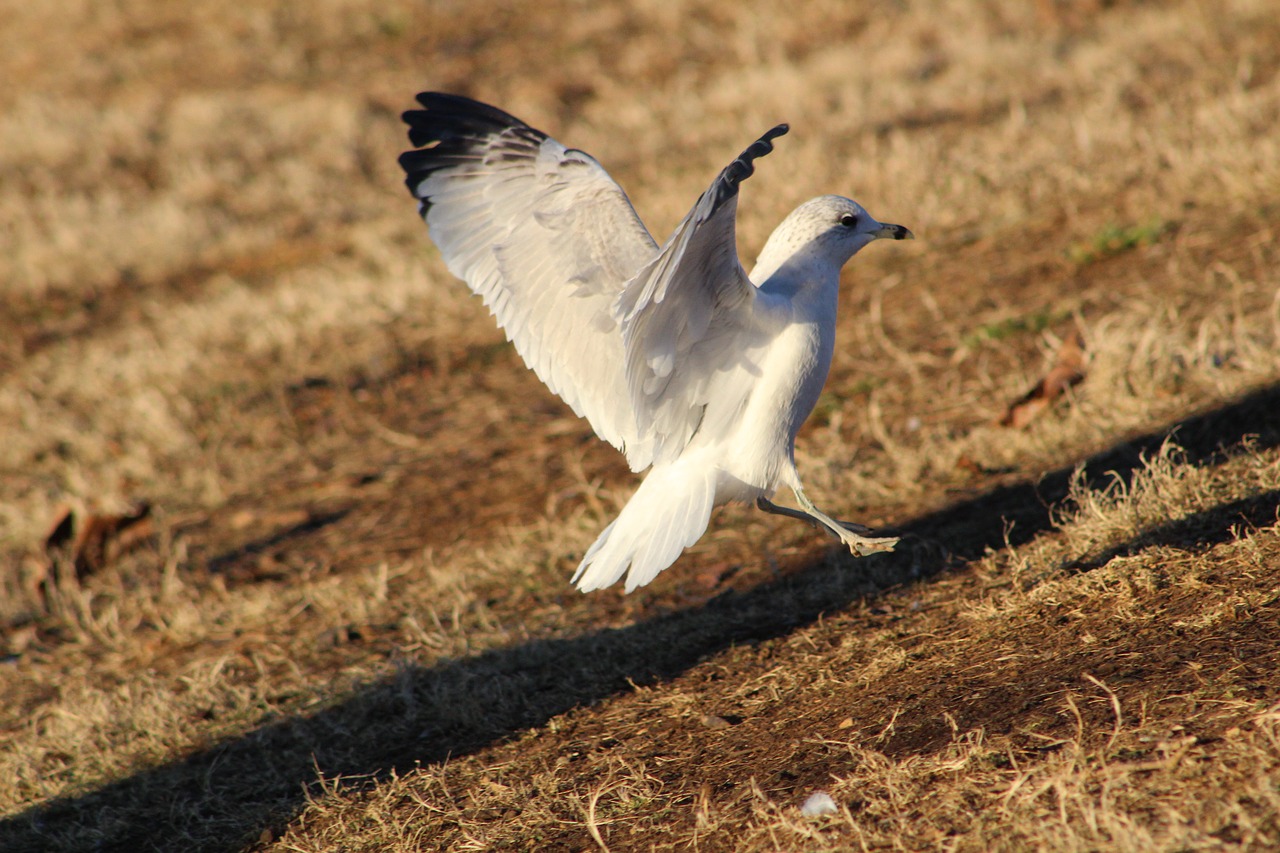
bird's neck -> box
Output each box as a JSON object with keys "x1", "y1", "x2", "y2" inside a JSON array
[
  {"x1": 750, "y1": 249, "x2": 841, "y2": 307},
  {"x1": 750, "y1": 234, "x2": 802, "y2": 284}
]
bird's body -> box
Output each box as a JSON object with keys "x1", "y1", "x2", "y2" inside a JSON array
[{"x1": 399, "y1": 93, "x2": 912, "y2": 592}]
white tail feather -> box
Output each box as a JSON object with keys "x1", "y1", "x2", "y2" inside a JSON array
[{"x1": 572, "y1": 460, "x2": 717, "y2": 592}]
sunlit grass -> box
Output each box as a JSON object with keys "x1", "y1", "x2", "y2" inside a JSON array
[{"x1": 2, "y1": 0, "x2": 1280, "y2": 850}]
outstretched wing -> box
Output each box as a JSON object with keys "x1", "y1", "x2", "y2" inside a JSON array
[
  {"x1": 399, "y1": 93, "x2": 658, "y2": 469},
  {"x1": 615, "y1": 124, "x2": 789, "y2": 464}
]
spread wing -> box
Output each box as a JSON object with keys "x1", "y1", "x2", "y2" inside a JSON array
[
  {"x1": 615, "y1": 124, "x2": 789, "y2": 464},
  {"x1": 399, "y1": 93, "x2": 658, "y2": 469}
]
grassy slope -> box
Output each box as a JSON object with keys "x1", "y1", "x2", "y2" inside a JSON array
[{"x1": 2, "y1": 0, "x2": 1280, "y2": 850}]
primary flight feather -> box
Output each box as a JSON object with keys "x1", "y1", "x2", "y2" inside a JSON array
[{"x1": 399, "y1": 92, "x2": 912, "y2": 592}]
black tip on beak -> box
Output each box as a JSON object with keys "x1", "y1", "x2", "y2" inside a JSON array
[{"x1": 875, "y1": 223, "x2": 914, "y2": 240}]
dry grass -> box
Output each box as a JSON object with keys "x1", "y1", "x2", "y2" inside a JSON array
[{"x1": 3, "y1": 0, "x2": 1280, "y2": 850}]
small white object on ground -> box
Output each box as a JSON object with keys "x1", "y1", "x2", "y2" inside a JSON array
[{"x1": 800, "y1": 791, "x2": 840, "y2": 817}]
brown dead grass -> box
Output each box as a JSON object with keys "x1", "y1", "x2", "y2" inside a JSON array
[{"x1": 3, "y1": 0, "x2": 1280, "y2": 850}]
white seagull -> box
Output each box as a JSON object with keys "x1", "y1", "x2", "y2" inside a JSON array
[{"x1": 399, "y1": 93, "x2": 912, "y2": 593}]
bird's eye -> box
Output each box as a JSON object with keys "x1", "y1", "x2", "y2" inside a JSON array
[{"x1": 839, "y1": 213, "x2": 858, "y2": 228}]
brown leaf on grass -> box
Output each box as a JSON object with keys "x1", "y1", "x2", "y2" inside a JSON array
[
  {"x1": 999, "y1": 330, "x2": 1087, "y2": 428},
  {"x1": 43, "y1": 502, "x2": 154, "y2": 577},
  {"x1": 44, "y1": 506, "x2": 77, "y2": 552}
]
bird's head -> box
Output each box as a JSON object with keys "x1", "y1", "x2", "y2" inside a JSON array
[
  {"x1": 753, "y1": 195, "x2": 912, "y2": 283},
  {"x1": 797, "y1": 194, "x2": 913, "y2": 260}
]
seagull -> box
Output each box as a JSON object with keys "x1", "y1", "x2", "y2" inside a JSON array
[{"x1": 399, "y1": 93, "x2": 912, "y2": 593}]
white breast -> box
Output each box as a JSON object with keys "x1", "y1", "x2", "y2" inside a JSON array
[{"x1": 694, "y1": 287, "x2": 836, "y2": 498}]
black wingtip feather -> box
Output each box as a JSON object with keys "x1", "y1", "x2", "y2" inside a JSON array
[
  {"x1": 728, "y1": 123, "x2": 789, "y2": 181},
  {"x1": 700, "y1": 123, "x2": 790, "y2": 219},
  {"x1": 398, "y1": 92, "x2": 549, "y2": 207},
  {"x1": 412, "y1": 92, "x2": 530, "y2": 127}
]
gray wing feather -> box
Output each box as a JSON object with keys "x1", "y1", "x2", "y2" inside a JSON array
[
  {"x1": 615, "y1": 124, "x2": 789, "y2": 463},
  {"x1": 399, "y1": 93, "x2": 658, "y2": 469}
]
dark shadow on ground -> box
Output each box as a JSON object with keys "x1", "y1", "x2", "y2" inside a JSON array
[{"x1": 3, "y1": 383, "x2": 1277, "y2": 853}]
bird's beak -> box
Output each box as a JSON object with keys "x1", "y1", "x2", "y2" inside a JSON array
[{"x1": 873, "y1": 223, "x2": 914, "y2": 240}]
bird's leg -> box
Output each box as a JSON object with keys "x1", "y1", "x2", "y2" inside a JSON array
[
  {"x1": 790, "y1": 487, "x2": 899, "y2": 556},
  {"x1": 756, "y1": 496, "x2": 825, "y2": 529},
  {"x1": 756, "y1": 491, "x2": 899, "y2": 557}
]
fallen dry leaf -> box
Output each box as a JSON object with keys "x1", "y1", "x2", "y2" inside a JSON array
[
  {"x1": 44, "y1": 502, "x2": 154, "y2": 577},
  {"x1": 44, "y1": 506, "x2": 77, "y2": 553},
  {"x1": 999, "y1": 330, "x2": 1087, "y2": 428}
]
